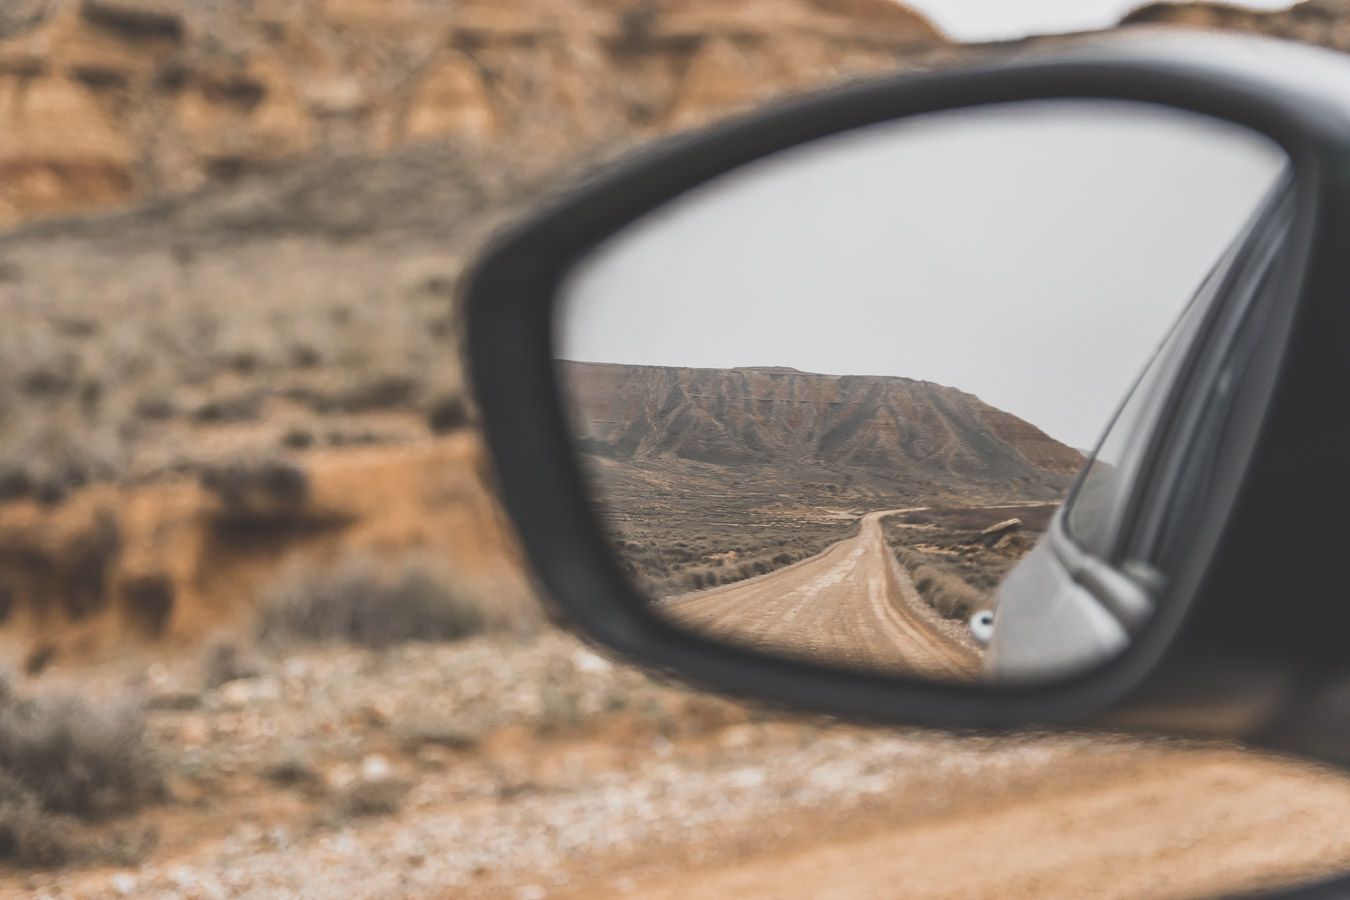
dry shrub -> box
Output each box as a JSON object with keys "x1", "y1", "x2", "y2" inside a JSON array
[
  {"x1": 426, "y1": 393, "x2": 469, "y2": 434},
  {"x1": 120, "y1": 573, "x2": 175, "y2": 638},
  {"x1": 256, "y1": 557, "x2": 493, "y2": 649},
  {"x1": 0, "y1": 691, "x2": 161, "y2": 818},
  {"x1": 0, "y1": 681, "x2": 162, "y2": 868},
  {"x1": 200, "y1": 455, "x2": 308, "y2": 511},
  {"x1": 0, "y1": 774, "x2": 84, "y2": 867},
  {"x1": 338, "y1": 374, "x2": 419, "y2": 413},
  {"x1": 332, "y1": 776, "x2": 409, "y2": 818},
  {"x1": 289, "y1": 374, "x2": 420, "y2": 415},
  {"x1": 911, "y1": 563, "x2": 985, "y2": 621},
  {"x1": 192, "y1": 390, "x2": 264, "y2": 423},
  {"x1": 199, "y1": 455, "x2": 320, "y2": 534},
  {"x1": 281, "y1": 426, "x2": 315, "y2": 450},
  {"x1": 200, "y1": 638, "x2": 260, "y2": 689}
]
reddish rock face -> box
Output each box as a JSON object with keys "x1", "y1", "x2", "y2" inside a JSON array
[
  {"x1": 0, "y1": 0, "x2": 950, "y2": 227},
  {"x1": 560, "y1": 360, "x2": 1085, "y2": 498}
]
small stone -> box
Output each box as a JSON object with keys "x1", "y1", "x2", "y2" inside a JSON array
[
  {"x1": 217, "y1": 677, "x2": 279, "y2": 709},
  {"x1": 360, "y1": 754, "x2": 392, "y2": 781},
  {"x1": 572, "y1": 648, "x2": 613, "y2": 675}
]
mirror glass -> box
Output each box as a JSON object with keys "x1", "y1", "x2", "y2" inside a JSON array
[{"x1": 556, "y1": 100, "x2": 1289, "y2": 684}]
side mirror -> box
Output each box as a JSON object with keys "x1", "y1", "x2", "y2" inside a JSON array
[{"x1": 467, "y1": 33, "x2": 1350, "y2": 758}]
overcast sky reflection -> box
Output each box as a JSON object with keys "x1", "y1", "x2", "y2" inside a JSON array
[{"x1": 559, "y1": 101, "x2": 1286, "y2": 450}]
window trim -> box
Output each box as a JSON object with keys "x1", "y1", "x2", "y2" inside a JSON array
[
  {"x1": 1056, "y1": 171, "x2": 1295, "y2": 625},
  {"x1": 1120, "y1": 180, "x2": 1295, "y2": 570}
]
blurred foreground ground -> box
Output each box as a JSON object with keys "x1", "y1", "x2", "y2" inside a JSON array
[
  {"x1": 7, "y1": 619, "x2": 1350, "y2": 898},
  {"x1": 0, "y1": 429, "x2": 1347, "y2": 898}
]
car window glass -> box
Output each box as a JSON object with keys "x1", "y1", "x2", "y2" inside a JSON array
[
  {"x1": 1063, "y1": 258, "x2": 1227, "y2": 554},
  {"x1": 1138, "y1": 215, "x2": 1289, "y2": 570}
]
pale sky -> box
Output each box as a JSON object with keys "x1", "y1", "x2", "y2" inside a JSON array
[
  {"x1": 902, "y1": 0, "x2": 1294, "y2": 41},
  {"x1": 558, "y1": 101, "x2": 1287, "y2": 451}
]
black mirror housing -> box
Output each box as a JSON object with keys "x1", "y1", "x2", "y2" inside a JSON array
[{"x1": 466, "y1": 30, "x2": 1350, "y2": 759}]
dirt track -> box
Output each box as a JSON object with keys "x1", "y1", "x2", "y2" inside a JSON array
[{"x1": 666, "y1": 510, "x2": 979, "y2": 678}]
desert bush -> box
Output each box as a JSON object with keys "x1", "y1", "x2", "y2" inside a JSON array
[
  {"x1": 911, "y1": 563, "x2": 986, "y2": 621},
  {"x1": 0, "y1": 454, "x2": 110, "y2": 508},
  {"x1": 0, "y1": 680, "x2": 162, "y2": 867},
  {"x1": 264, "y1": 752, "x2": 320, "y2": 789},
  {"x1": 0, "y1": 772, "x2": 156, "y2": 868},
  {"x1": 120, "y1": 574, "x2": 175, "y2": 637},
  {"x1": 193, "y1": 390, "x2": 263, "y2": 423},
  {"x1": 22, "y1": 645, "x2": 57, "y2": 677},
  {"x1": 199, "y1": 455, "x2": 309, "y2": 515},
  {"x1": 256, "y1": 557, "x2": 492, "y2": 649},
  {"x1": 200, "y1": 638, "x2": 260, "y2": 689},
  {"x1": 332, "y1": 775, "x2": 409, "y2": 818},
  {"x1": 0, "y1": 690, "x2": 162, "y2": 820},
  {"x1": 426, "y1": 393, "x2": 469, "y2": 434},
  {"x1": 0, "y1": 465, "x2": 31, "y2": 502},
  {"x1": 288, "y1": 342, "x2": 322, "y2": 369},
  {"x1": 418, "y1": 274, "x2": 457, "y2": 297},
  {"x1": 337, "y1": 374, "x2": 419, "y2": 412},
  {"x1": 280, "y1": 426, "x2": 315, "y2": 450},
  {"x1": 18, "y1": 364, "x2": 76, "y2": 399},
  {"x1": 132, "y1": 393, "x2": 177, "y2": 420},
  {"x1": 0, "y1": 772, "x2": 86, "y2": 868},
  {"x1": 282, "y1": 373, "x2": 420, "y2": 415}
]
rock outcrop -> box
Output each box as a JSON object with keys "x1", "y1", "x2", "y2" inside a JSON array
[
  {"x1": 0, "y1": 0, "x2": 949, "y2": 226},
  {"x1": 562, "y1": 361, "x2": 1084, "y2": 498},
  {"x1": 1122, "y1": 0, "x2": 1350, "y2": 47}
]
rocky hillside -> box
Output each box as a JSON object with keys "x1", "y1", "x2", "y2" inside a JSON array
[
  {"x1": 563, "y1": 361, "x2": 1084, "y2": 497},
  {"x1": 1122, "y1": 0, "x2": 1350, "y2": 46},
  {"x1": 11, "y1": 1, "x2": 1350, "y2": 230},
  {"x1": 0, "y1": 0, "x2": 949, "y2": 227}
]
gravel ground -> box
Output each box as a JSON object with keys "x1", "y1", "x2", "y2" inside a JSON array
[{"x1": 0, "y1": 630, "x2": 1171, "y2": 899}]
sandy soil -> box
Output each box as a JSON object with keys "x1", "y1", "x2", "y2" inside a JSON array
[
  {"x1": 12, "y1": 630, "x2": 1350, "y2": 900},
  {"x1": 569, "y1": 745, "x2": 1350, "y2": 900},
  {"x1": 666, "y1": 510, "x2": 978, "y2": 679}
]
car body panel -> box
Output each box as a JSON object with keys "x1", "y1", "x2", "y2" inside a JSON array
[
  {"x1": 465, "y1": 29, "x2": 1338, "y2": 739},
  {"x1": 986, "y1": 535, "x2": 1129, "y2": 682}
]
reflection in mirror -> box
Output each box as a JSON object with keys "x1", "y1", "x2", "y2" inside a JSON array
[{"x1": 556, "y1": 100, "x2": 1289, "y2": 684}]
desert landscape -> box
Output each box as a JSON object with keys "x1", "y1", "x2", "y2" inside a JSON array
[
  {"x1": 563, "y1": 360, "x2": 1080, "y2": 675},
  {"x1": 2, "y1": 0, "x2": 1350, "y2": 897}
]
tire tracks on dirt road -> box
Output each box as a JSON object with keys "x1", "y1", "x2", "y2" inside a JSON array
[{"x1": 665, "y1": 508, "x2": 979, "y2": 679}]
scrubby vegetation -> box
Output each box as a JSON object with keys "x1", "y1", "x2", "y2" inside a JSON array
[
  {"x1": 603, "y1": 516, "x2": 857, "y2": 599},
  {"x1": 901, "y1": 553, "x2": 986, "y2": 621},
  {"x1": 0, "y1": 253, "x2": 471, "y2": 507},
  {"x1": 256, "y1": 557, "x2": 496, "y2": 648},
  {"x1": 886, "y1": 503, "x2": 1058, "y2": 621},
  {"x1": 0, "y1": 677, "x2": 161, "y2": 867},
  {"x1": 577, "y1": 454, "x2": 874, "y2": 599}
]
